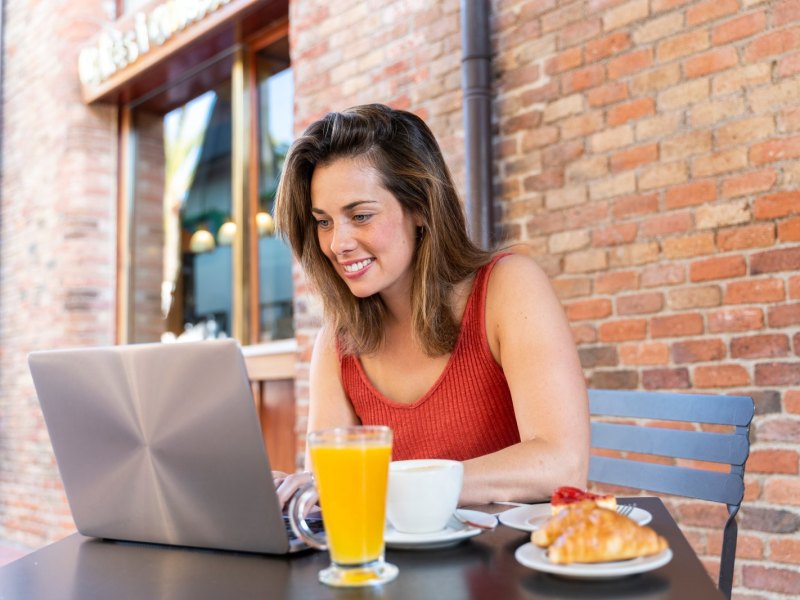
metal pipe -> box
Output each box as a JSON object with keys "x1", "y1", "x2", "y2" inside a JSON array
[{"x1": 460, "y1": 0, "x2": 493, "y2": 249}]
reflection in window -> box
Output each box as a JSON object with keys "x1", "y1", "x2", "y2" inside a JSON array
[
  {"x1": 255, "y1": 47, "x2": 294, "y2": 342},
  {"x1": 130, "y1": 82, "x2": 234, "y2": 342}
]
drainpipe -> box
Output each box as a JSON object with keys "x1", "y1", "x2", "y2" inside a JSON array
[{"x1": 460, "y1": 0, "x2": 493, "y2": 249}]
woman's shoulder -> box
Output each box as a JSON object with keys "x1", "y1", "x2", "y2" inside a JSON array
[{"x1": 487, "y1": 248, "x2": 550, "y2": 290}]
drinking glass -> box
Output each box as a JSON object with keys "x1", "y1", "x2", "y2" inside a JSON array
[{"x1": 289, "y1": 426, "x2": 398, "y2": 587}]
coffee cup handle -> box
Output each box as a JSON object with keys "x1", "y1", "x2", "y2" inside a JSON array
[{"x1": 288, "y1": 482, "x2": 327, "y2": 550}]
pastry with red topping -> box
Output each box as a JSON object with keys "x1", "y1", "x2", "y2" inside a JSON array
[{"x1": 550, "y1": 486, "x2": 616, "y2": 516}]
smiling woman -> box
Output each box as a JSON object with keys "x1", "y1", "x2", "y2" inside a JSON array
[{"x1": 273, "y1": 104, "x2": 590, "y2": 507}]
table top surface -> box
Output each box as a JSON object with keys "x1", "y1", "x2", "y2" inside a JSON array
[{"x1": 0, "y1": 497, "x2": 721, "y2": 600}]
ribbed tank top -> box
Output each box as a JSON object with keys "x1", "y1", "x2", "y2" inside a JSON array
[{"x1": 339, "y1": 254, "x2": 520, "y2": 461}]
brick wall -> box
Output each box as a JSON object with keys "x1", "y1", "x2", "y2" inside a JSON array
[
  {"x1": 0, "y1": 0, "x2": 117, "y2": 549},
  {"x1": 291, "y1": 0, "x2": 799, "y2": 596}
]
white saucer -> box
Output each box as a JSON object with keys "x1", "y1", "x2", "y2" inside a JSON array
[
  {"x1": 384, "y1": 509, "x2": 487, "y2": 550},
  {"x1": 499, "y1": 503, "x2": 652, "y2": 532},
  {"x1": 515, "y1": 542, "x2": 672, "y2": 579}
]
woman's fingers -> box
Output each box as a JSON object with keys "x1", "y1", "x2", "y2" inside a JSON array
[{"x1": 274, "y1": 471, "x2": 313, "y2": 509}]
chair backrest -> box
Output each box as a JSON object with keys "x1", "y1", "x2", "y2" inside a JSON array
[{"x1": 588, "y1": 389, "x2": 754, "y2": 599}]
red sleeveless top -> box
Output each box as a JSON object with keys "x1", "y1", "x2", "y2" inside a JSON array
[{"x1": 339, "y1": 254, "x2": 520, "y2": 461}]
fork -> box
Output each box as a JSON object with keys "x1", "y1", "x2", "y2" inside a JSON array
[{"x1": 617, "y1": 504, "x2": 635, "y2": 517}]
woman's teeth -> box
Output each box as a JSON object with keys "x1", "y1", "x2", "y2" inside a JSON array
[{"x1": 343, "y1": 259, "x2": 373, "y2": 273}]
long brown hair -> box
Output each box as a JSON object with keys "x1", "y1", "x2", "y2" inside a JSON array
[{"x1": 275, "y1": 104, "x2": 492, "y2": 356}]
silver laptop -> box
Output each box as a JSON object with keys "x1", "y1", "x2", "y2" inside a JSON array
[{"x1": 28, "y1": 339, "x2": 311, "y2": 554}]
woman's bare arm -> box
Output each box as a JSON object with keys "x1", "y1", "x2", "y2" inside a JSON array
[{"x1": 460, "y1": 253, "x2": 589, "y2": 506}]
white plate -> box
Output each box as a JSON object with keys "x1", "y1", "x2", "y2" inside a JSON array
[
  {"x1": 515, "y1": 542, "x2": 672, "y2": 579},
  {"x1": 384, "y1": 509, "x2": 486, "y2": 550},
  {"x1": 499, "y1": 503, "x2": 652, "y2": 532}
]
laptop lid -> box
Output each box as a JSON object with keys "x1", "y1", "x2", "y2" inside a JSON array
[{"x1": 28, "y1": 339, "x2": 305, "y2": 554}]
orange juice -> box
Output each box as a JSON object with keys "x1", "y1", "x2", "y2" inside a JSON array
[{"x1": 310, "y1": 442, "x2": 392, "y2": 565}]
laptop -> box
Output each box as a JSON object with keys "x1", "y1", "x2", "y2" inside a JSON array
[{"x1": 28, "y1": 338, "x2": 314, "y2": 554}]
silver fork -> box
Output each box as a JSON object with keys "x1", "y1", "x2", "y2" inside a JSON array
[{"x1": 617, "y1": 504, "x2": 635, "y2": 517}]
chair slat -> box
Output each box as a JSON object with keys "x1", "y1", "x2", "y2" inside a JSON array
[
  {"x1": 589, "y1": 455, "x2": 745, "y2": 505},
  {"x1": 591, "y1": 422, "x2": 750, "y2": 465},
  {"x1": 589, "y1": 389, "x2": 755, "y2": 426}
]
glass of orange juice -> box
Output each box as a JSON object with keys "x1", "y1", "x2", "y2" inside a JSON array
[{"x1": 289, "y1": 426, "x2": 398, "y2": 587}]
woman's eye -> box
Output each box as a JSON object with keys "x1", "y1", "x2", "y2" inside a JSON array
[
  {"x1": 353, "y1": 214, "x2": 371, "y2": 223},
  {"x1": 315, "y1": 219, "x2": 330, "y2": 229}
]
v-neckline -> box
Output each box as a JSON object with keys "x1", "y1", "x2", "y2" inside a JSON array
[{"x1": 353, "y1": 273, "x2": 481, "y2": 409}]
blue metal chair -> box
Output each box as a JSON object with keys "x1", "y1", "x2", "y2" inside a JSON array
[{"x1": 588, "y1": 389, "x2": 754, "y2": 599}]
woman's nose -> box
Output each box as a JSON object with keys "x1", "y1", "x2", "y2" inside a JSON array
[{"x1": 330, "y1": 224, "x2": 357, "y2": 255}]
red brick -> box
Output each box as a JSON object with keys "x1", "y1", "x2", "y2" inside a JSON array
[
  {"x1": 587, "y1": 82, "x2": 629, "y2": 107},
  {"x1": 640, "y1": 212, "x2": 692, "y2": 238},
  {"x1": 751, "y1": 248, "x2": 800, "y2": 275},
  {"x1": 750, "y1": 135, "x2": 800, "y2": 165},
  {"x1": 769, "y1": 303, "x2": 800, "y2": 328},
  {"x1": 753, "y1": 190, "x2": 800, "y2": 219},
  {"x1": 791, "y1": 275, "x2": 800, "y2": 300},
  {"x1": 708, "y1": 532, "x2": 764, "y2": 560},
  {"x1": 690, "y1": 255, "x2": 746, "y2": 282},
  {"x1": 664, "y1": 179, "x2": 716, "y2": 209},
  {"x1": 577, "y1": 345, "x2": 618, "y2": 368},
  {"x1": 672, "y1": 339, "x2": 726, "y2": 363},
  {"x1": 565, "y1": 298, "x2": 613, "y2": 321},
  {"x1": 694, "y1": 364, "x2": 750, "y2": 387},
  {"x1": 743, "y1": 565, "x2": 800, "y2": 595},
  {"x1": 543, "y1": 139, "x2": 585, "y2": 168},
  {"x1": 612, "y1": 193, "x2": 658, "y2": 218},
  {"x1": 770, "y1": 539, "x2": 800, "y2": 565},
  {"x1": 782, "y1": 106, "x2": 800, "y2": 131},
  {"x1": 656, "y1": 29, "x2": 709, "y2": 62},
  {"x1": 641, "y1": 263, "x2": 685, "y2": 287},
  {"x1": 651, "y1": 313, "x2": 704, "y2": 338},
  {"x1": 724, "y1": 278, "x2": 786, "y2": 304},
  {"x1": 642, "y1": 367, "x2": 690, "y2": 389},
  {"x1": 684, "y1": 47, "x2": 738, "y2": 79},
  {"x1": 787, "y1": 390, "x2": 800, "y2": 414},
  {"x1": 731, "y1": 334, "x2": 791, "y2": 359},
  {"x1": 652, "y1": 0, "x2": 691, "y2": 12},
  {"x1": 608, "y1": 48, "x2": 653, "y2": 80},
  {"x1": 572, "y1": 324, "x2": 598, "y2": 344},
  {"x1": 687, "y1": 0, "x2": 739, "y2": 26},
  {"x1": 779, "y1": 216, "x2": 800, "y2": 241},
  {"x1": 607, "y1": 98, "x2": 655, "y2": 127},
  {"x1": 745, "y1": 26, "x2": 800, "y2": 62},
  {"x1": 717, "y1": 223, "x2": 775, "y2": 250},
  {"x1": 750, "y1": 449, "x2": 800, "y2": 475},
  {"x1": 663, "y1": 233, "x2": 716, "y2": 259},
  {"x1": 616, "y1": 292, "x2": 663, "y2": 315},
  {"x1": 562, "y1": 64, "x2": 606, "y2": 94},
  {"x1": 708, "y1": 307, "x2": 765, "y2": 332},
  {"x1": 589, "y1": 370, "x2": 639, "y2": 390},
  {"x1": 712, "y1": 11, "x2": 767, "y2": 45},
  {"x1": 598, "y1": 319, "x2": 648, "y2": 342},
  {"x1": 777, "y1": 50, "x2": 800, "y2": 78},
  {"x1": 560, "y1": 18, "x2": 602, "y2": 50},
  {"x1": 667, "y1": 285, "x2": 721, "y2": 309},
  {"x1": 619, "y1": 342, "x2": 670, "y2": 365},
  {"x1": 721, "y1": 168, "x2": 777, "y2": 198},
  {"x1": 610, "y1": 144, "x2": 658, "y2": 172},
  {"x1": 586, "y1": 31, "x2": 631, "y2": 63},
  {"x1": 765, "y1": 476, "x2": 800, "y2": 504},
  {"x1": 592, "y1": 223, "x2": 638, "y2": 246},
  {"x1": 756, "y1": 362, "x2": 800, "y2": 386},
  {"x1": 596, "y1": 270, "x2": 639, "y2": 294},
  {"x1": 552, "y1": 277, "x2": 592, "y2": 300}
]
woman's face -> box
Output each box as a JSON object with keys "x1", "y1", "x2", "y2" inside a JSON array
[{"x1": 310, "y1": 157, "x2": 420, "y2": 301}]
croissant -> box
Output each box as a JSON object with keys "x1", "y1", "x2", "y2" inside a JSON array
[
  {"x1": 547, "y1": 506, "x2": 668, "y2": 564},
  {"x1": 532, "y1": 500, "x2": 596, "y2": 547}
]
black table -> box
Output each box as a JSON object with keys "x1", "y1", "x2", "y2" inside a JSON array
[{"x1": 0, "y1": 498, "x2": 722, "y2": 599}]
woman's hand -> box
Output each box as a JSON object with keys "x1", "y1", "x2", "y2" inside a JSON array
[{"x1": 272, "y1": 470, "x2": 317, "y2": 511}]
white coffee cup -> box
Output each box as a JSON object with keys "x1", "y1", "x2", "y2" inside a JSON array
[{"x1": 386, "y1": 459, "x2": 464, "y2": 534}]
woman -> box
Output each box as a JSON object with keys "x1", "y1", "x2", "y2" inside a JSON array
[{"x1": 273, "y1": 104, "x2": 588, "y2": 507}]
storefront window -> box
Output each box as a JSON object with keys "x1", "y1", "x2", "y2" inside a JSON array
[
  {"x1": 130, "y1": 81, "x2": 234, "y2": 342},
  {"x1": 126, "y1": 35, "x2": 294, "y2": 345},
  {"x1": 255, "y1": 44, "x2": 293, "y2": 342}
]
